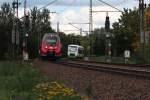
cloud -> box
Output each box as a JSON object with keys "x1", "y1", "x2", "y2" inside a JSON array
[
  {"x1": 51, "y1": 6, "x2": 122, "y2": 35},
  {"x1": 0, "y1": 0, "x2": 134, "y2": 8},
  {"x1": 5, "y1": 0, "x2": 145, "y2": 35},
  {"x1": 18, "y1": 8, "x2": 24, "y2": 18}
]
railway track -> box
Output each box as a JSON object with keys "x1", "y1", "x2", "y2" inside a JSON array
[
  {"x1": 59, "y1": 59, "x2": 150, "y2": 79},
  {"x1": 69, "y1": 59, "x2": 150, "y2": 68}
]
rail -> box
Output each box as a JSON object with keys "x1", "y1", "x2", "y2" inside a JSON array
[{"x1": 59, "y1": 60, "x2": 150, "y2": 79}]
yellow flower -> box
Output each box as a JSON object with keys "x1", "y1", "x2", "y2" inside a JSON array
[
  {"x1": 38, "y1": 97, "x2": 43, "y2": 100},
  {"x1": 33, "y1": 81, "x2": 81, "y2": 99}
]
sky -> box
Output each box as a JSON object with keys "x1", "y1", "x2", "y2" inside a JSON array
[{"x1": 0, "y1": 0, "x2": 149, "y2": 35}]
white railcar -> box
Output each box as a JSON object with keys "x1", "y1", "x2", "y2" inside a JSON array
[{"x1": 67, "y1": 45, "x2": 84, "y2": 58}]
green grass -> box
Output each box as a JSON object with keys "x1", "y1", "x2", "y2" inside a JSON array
[
  {"x1": 51, "y1": 94, "x2": 82, "y2": 100},
  {"x1": 87, "y1": 56, "x2": 140, "y2": 64},
  {"x1": 0, "y1": 61, "x2": 83, "y2": 100},
  {"x1": 0, "y1": 90, "x2": 10, "y2": 100},
  {"x1": 0, "y1": 61, "x2": 50, "y2": 99}
]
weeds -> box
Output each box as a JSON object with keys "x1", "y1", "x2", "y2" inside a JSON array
[{"x1": 0, "y1": 61, "x2": 49, "y2": 99}]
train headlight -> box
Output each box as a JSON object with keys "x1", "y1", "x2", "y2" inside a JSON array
[
  {"x1": 54, "y1": 47, "x2": 57, "y2": 49},
  {"x1": 45, "y1": 46, "x2": 48, "y2": 49},
  {"x1": 50, "y1": 47, "x2": 54, "y2": 49}
]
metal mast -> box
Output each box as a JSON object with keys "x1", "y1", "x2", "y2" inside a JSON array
[
  {"x1": 57, "y1": 22, "x2": 60, "y2": 33},
  {"x1": 89, "y1": 0, "x2": 93, "y2": 35},
  {"x1": 89, "y1": 0, "x2": 93, "y2": 55},
  {"x1": 24, "y1": 0, "x2": 27, "y2": 16},
  {"x1": 22, "y1": 0, "x2": 29, "y2": 60},
  {"x1": 12, "y1": 0, "x2": 20, "y2": 58},
  {"x1": 139, "y1": 0, "x2": 145, "y2": 59},
  {"x1": 69, "y1": 23, "x2": 82, "y2": 36}
]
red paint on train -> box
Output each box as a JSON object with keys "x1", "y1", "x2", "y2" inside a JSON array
[{"x1": 39, "y1": 33, "x2": 62, "y2": 58}]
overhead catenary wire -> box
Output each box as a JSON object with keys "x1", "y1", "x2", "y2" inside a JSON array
[
  {"x1": 37, "y1": 0, "x2": 58, "y2": 10},
  {"x1": 32, "y1": 0, "x2": 90, "y2": 34},
  {"x1": 69, "y1": 23, "x2": 81, "y2": 30},
  {"x1": 114, "y1": 0, "x2": 127, "y2": 6},
  {"x1": 96, "y1": 0, "x2": 124, "y2": 12},
  {"x1": 32, "y1": 0, "x2": 124, "y2": 34},
  {"x1": 69, "y1": 0, "x2": 77, "y2": 5}
]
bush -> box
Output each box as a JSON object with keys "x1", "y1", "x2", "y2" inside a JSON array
[
  {"x1": 0, "y1": 61, "x2": 50, "y2": 99},
  {"x1": 0, "y1": 61, "x2": 85, "y2": 99},
  {"x1": 33, "y1": 82, "x2": 83, "y2": 100}
]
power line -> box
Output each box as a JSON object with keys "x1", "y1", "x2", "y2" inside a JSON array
[
  {"x1": 69, "y1": 23, "x2": 81, "y2": 30},
  {"x1": 96, "y1": 0, "x2": 123, "y2": 12},
  {"x1": 92, "y1": 10, "x2": 122, "y2": 12},
  {"x1": 64, "y1": 30, "x2": 80, "y2": 32},
  {"x1": 37, "y1": 0, "x2": 58, "y2": 10},
  {"x1": 115, "y1": 0, "x2": 127, "y2": 6},
  {"x1": 70, "y1": 23, "x2": 89, "y2": 24},
  {"x1": 69, "y1": 0, "x2": 77, "y2": 5}
]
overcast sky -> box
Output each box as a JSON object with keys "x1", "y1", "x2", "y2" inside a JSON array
[{"x1": 0, "y1": 0, "x2": 149, "y2": 35}]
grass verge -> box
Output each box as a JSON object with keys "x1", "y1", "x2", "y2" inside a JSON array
[
  {"x1": 0, "y1": 61, "x2": 83, "y2": 100},
  {"x1": 0, "y1": 61, "x2": 50, "y2": 99}
]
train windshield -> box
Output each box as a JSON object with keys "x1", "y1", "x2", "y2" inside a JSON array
[
  {"x1": 78, "y1": 47, "x2": 84, "y2": 54},
  {"x1": 43, "y1": 34, "x2": 58, "y2": 45},
  {"x1": 69, "y1": 46, "x2": 77, "y2": 52}
]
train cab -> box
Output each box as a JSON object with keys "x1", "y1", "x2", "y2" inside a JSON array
[
  {"x1": 39, "y1": 33, "x2": 62, "y2": 58},
  {"x1": 67, "y1": 44, "x2": 84, "y2": 58}
]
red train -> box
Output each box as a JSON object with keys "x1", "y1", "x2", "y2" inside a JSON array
[{"x1": 39, "y1": 33, "x2": 62, "y2": 59}]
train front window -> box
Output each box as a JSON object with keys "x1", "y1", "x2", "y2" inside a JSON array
[
  {"x1": 69, "y1": 46, "x2": 77, "y2": 52},
  {"x1": 43, "y1": 35, "x2": 58, "y2": 46},
  {"x1": 46, "y1": 39, "x2": 57, "y2": 45},
  {"x1": 78, "y1": 48, "x2": 84, "y2": 54}
]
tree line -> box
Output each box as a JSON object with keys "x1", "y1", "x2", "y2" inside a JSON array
[
  {"x1": 0, "y1": 3, "x2": 55, "y2": 59},
  {"x1": 0, "y1": 3, "x2": 150, "y2": 61}
]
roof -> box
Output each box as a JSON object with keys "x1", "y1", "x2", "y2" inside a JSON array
[{"x1": 68, "y1": 44, "x2": 84, "y2": 48}]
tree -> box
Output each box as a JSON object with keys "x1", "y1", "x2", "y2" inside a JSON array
[
  {"x1": 92, "y1": 28, "x2": 106, "y2": 56},
  {"x1": 59, "y1": 33, "x2": 82, "y2": 56},
  {"x1": 0, "y1": 3, "x2": 13, "y2": 59},
  {"x1": 28, "y1": 7, "x2": 55, "y2": 58},
  {"x1": 0, "y1": 4, "x2": 55, "y2": 59},
  {"x1": 112, "y1": 8, "x2": 139, "y2": 56}
]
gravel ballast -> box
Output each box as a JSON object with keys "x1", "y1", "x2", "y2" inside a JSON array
[{"x1": 33, "y1": 59, "x2": 150, "y2": 100}]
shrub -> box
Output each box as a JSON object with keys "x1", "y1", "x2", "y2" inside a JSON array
[
  {"x1": 0, "y1": 61, "x2": 50, "y2": 99},
  {"x1": 33, "y1": 82, "x2": 83, "y2": 100}
]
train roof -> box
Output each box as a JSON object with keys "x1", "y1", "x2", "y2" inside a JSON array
[
  {"x1": 45, "y1": 33, "x2": 58, "y2": 35},
  {"x1": 42, "y1": 33, "x2": 60, "y2": 41},
  {"x1": 43, "y1": 33, "x2": 59, "y2": 37},
  {"x1": 68, "y1": 44, "x2": 84, "y2": 48}
]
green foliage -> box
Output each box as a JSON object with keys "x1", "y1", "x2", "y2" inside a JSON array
[
  {"x1": 0, "y1": 61, "x2": 50, "y2": 99},
  {"x1": 33, "y1": 82, "x2": 83, "y2": 100},
  {"x1": 59, "y1": 33, "x2": 82, "y2": 57},
  {"x1": 28, "y1": 7, "x2": 55, "y2": 58},
  {"x1": 0, "y1": 61, "x2": 84, "y2": 99},
  {"x1": 51, "y1": 94, "x2": 82, "y2": 100},
  {"x1": 85, "y1": 82, "x2": 92, "y2": 97},
  {"x1": 0, "y1": 3, "x2": 55, "y2": 59},
  {"x1": 112, "y1": 8, "x2": 139, "y2": 56},
  {"x1": 80, "y1": 36, "x2": 90, "y2": 55},
  {"x1": 1, "y1": 2, "x2": 150, "y2": 62},
  {"x1": 92, "y1": 28, "x2": 106, "y2": 56},
  {"x1": 0, "y1": 3, "x2": 13, "y2": 59}
]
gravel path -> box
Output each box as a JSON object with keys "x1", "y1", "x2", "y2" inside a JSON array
[{"x1": 33, "y1": 59, "x2": 150, "y2": 100}]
